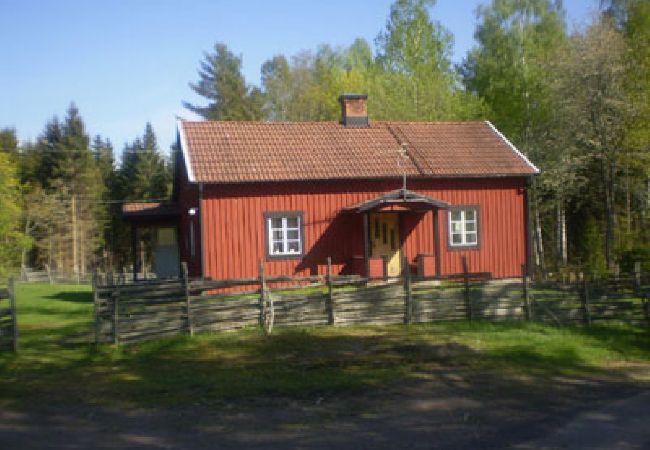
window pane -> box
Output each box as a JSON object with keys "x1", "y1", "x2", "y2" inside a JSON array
[
  {"x1": 451, "y1": 211, "x2": 461, "y2": 221},
  {"x1": 286, "y1": 217, "x2": 299, "y2": 228},
  {"x1": 465, "y1": 222, "x2": 476, "y2": 232},
  {"x1": 271, "y1": 218, "x2": 282, "y2": 229},
  {"x1": 272, "y1": 242, "x2": 284, "y2": 254},
  {"x1": 465, "y1": 210, "x2": 475, "y2": 221},
  {"x1": 451, "y1": 222, "x2": 462, "y2": 233},
  {"x1": 466, "y1": 233, "x2": 477, "y2": 244},
  {"x1": 287, "y1": 241, "x2": 300, "y2": 253},
  {"x1": 452, "y1": 234, "x2": 462, "y2": 244},
  {"x1": 273, "y1": 230, "x2": 283, "y2": 240},
  {"x1": 287, "y1": 229, "x2": 299, "y2": 240}
]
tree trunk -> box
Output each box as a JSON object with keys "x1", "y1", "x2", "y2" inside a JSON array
[
  {"x1": 602, "y1": 158, "x2": 615, "y2": 269},
  {"x1": 72, "y1": 195, "x2": 78, "y2": 276},
  {"x1": 556, "y1": 200, "x2": 567, "y2": 268}
]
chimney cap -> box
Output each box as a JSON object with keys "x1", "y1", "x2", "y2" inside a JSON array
[{"x1": 338, "y1": 93, "x2": 368, "y2": 102}]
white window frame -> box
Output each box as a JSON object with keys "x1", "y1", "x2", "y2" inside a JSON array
[
  {"x1": 267, "y1": 213, "x2": 303, "y2": 257},
  {"x1": 448, "y1": 207, "x2": 479, "y2": 248}
]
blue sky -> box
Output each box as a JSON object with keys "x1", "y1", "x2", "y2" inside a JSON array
[{"x1": 0, "y1": 0, "x2": 598, "y2": 156}]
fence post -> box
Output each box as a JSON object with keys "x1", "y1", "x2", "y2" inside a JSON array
[
  {"x1": 182, "y1": 262, "x2": 193, "y2": 336},
  {"x1": 462, "y1": 256, "x2": 472, "y2": 321},
  {"x1": 8, "y1": 277, "x2": 17, "y2": 353},
  {"x1": 92, "y1": 270, "x2": 100, "y2": 344},
  {"x1": 582, "y1": 274, "x2": 592, "y2": 326},
  {"x1": 113, "y1": 288, "x2": 120, "y2": 346},
  {"x1": 634, "y1": 262, "x2": 641, "y2": 295},
  {"x1": 522, "y1": 264, "x2": 532, "y2": 321},
  {"x1": 403, "y1": 255, "x2": 412, "y2": 324},
  {"x1": 326, "y1": 257, "x2": 335, "y2": 325},
  {"x1": 259, "y1": 259, "x2": 273, "y2": 335}
]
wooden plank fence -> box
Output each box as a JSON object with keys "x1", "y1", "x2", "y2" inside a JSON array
[
  {"x1": 94, "y1": 261, "x2": 650, "y2": 346},
  {"x1": 0, "y1": 278, "x2": 18, "y2": 352}
]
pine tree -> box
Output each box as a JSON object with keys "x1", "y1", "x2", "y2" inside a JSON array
[
  {"x1": 184, "y1": 42, "x2": 263, "y2": 120},
  {"x1": 118, "y1": 123, "x2": 171, "y2": 201}
]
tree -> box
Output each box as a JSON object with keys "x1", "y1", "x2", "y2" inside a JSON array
[
  {"x1": 118, "y1": 123, "x2": 171, "y2": 201},
  {"x1": 184, "y1": 42, "x2": 263, "y2": 120},
  {"x1": 18, "y1": 104, "x2": 103, "y2": 276},
  {"x1": 621, "y1": 0, "x2": 650, "y2": 249},
  {"x1": 261, "y1": 55, "x2": 293, "y2": 121},
  {"x1": 462, "y1": 0, "x2": 567, "y2": 270},
  {"x1": 0, "y1": 128, "x2": 18, "y2": 159},
  {"x1": 374, "y1": 0, "x2": 477, "y2": 120},
  {"x1": 0, "y1": 150, "x2": 30, "y2": 276},
  {"x1": 463, "y1": 0, "x2": 566, "y2": 143},
  {"x1": 552, "y1": 18, "x2": 630, "y2": 269}
]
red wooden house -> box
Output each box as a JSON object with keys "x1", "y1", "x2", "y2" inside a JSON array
[{"x1": 124, "y1": 94, "x2": 538, "y2": 281}]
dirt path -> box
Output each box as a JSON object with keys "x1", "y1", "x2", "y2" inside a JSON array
[{"x1": 1, "y1": 369, "x2": 647, "y2": 449}]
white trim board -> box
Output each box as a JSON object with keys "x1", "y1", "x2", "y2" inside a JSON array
[
  {"x1": 177, "y1": 119, "x2": 196, "y2": 183},
  {"x1": 485, "y1": 121, "x2": 540, "y2": 174}
]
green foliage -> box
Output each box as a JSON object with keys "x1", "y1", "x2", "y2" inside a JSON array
[
  {"x1": 184, "y1": 42, "x2": 263, "y2": 120},
  {"x1": 0, "y1": 151, "x2": 30, "y2": 276},
  {"x1": 117, "y1": 123, "x2": 171, "y2": 201},
  {"x1": 462, "y1": 0, "x2": 566, "y2": 149},
  {"x1": 258, "y1": 1, "x2": 485, "y2": 122},
  {"x1": 577, "y1": 215, "x2": 607, "y2": 275}
]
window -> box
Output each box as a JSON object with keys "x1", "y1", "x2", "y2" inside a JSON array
[
  {"x1": 448, "y1": 207, "x2": 479, "y2": 248},
  {"x1": 266, "y1": 212, "x2": 303, "y2": 257}
]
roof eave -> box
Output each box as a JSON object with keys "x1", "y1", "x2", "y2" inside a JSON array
[
  {"x1": 484, "y1": 121, "x2": 541, "y2": 175},
  {"x1": 177, "y1": 119, "x2": 196, "y2": 183},
  {"x1": 192, "y1": 173, "x2": 537, "y2": 185}
]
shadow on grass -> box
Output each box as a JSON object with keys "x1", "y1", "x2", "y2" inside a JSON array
[
  {"x1": 2, "y1": 317, "x2": 648, "y2": 414},
  {"x1": 44, "y1": 291, "x2": 93, "y2": 304}
]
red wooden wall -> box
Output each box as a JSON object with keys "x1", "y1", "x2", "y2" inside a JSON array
[{"x1": 181, "y1": 177, "x2": 528, "y2": 280}]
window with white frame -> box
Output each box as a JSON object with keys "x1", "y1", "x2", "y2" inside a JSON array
[
  {"x1": 448, "y1": 207, "x2": 479, "y2": 247},
  {"x1": 266, "y1": 213, "x2": 303, "y2": 257}
]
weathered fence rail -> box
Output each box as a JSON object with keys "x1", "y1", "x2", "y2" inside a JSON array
[
  {"x1": 0, "y1": 279, "x2": 18, "y2": 352},
  {"x1": 94, "y1": 261, "x2": 650, "y2": 346}
]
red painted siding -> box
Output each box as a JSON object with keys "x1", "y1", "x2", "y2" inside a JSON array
[
  {"x1": 187, "y1": 178, "x2": 527, "y2": 280},
  {"x1": 175, "y1": 156, "x2": 201, "y2": 277}
]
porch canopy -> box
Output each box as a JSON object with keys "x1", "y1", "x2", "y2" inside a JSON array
[
  {"x1": 344, "y1": 188, "x2": 450, "y2": 213},
  {"x1": 122, "y1": 202, "x2": 181, "y2": 220}
]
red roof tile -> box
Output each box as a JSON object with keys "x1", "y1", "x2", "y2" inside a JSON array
[{"x1": 179, "y1": 120, "x2": 538, "y2": 183}]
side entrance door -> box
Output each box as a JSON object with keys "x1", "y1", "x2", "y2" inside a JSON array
[
  {"x1": 153, "y1": 227, "x2": 180, "y2": 279},
  {"x1": 369, "y1": 213, "x2": 401, "y2": 277}
]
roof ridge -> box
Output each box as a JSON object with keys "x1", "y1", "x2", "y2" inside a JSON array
[{"x1": 181, "y1": 119, "x2": 488, "y2": 126}]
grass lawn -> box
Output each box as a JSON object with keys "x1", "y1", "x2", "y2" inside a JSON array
[{"x1": 1, "y1": 283, "x2": 649, "y2": 410}]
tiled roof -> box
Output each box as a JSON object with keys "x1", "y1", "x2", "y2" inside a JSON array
[
  {"x1": 122, "y1": 202, "x2": 180, "y2": 218},
  {"x1": 179, "y1": 120, "x2": 538, "y2": 183}
]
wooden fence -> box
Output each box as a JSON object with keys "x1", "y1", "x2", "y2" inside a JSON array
[
  {"x1": 0, "y1": 279, "x2": 18, "y2": 352},
  {"x1": 94, "y1": 259, "x2": 650, "y2": 345}
]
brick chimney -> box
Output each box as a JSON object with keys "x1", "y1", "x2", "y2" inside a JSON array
[{"x1": 339, "y1": 93, "x2": 368, "y2": 127}]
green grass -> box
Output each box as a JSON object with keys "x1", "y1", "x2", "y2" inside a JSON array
[{"x1": 1, "y1": 283, "x2": 649, "y2": 410}]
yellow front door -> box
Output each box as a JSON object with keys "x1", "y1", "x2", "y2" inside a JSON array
[{"x1": 369, "y1": 213, "x2": 401, "y2": 277}]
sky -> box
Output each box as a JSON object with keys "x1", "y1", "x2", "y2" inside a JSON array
[{"x1": 0, "y1": 0, "x2": 598, "y2": 156}]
